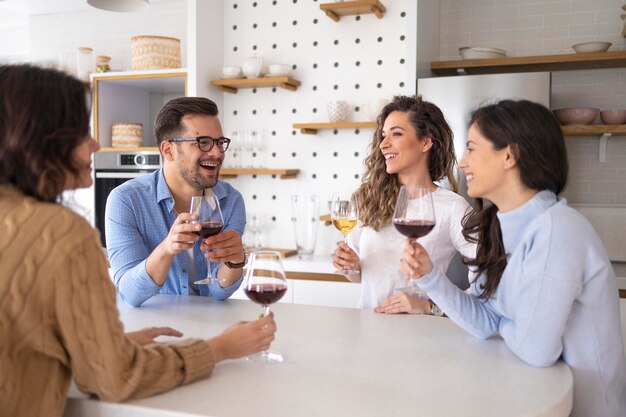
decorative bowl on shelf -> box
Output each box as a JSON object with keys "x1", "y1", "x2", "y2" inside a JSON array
[
  {"x1": 571, "y1": 41, "x2": 612, "y2": 54},
  {"x1": 221, "y1": 66, "x2": 242, "y2": 79},
  {"x1": 459, "y1": 46, "x2": 506, "y2": 60},
  {"x1": 600, "y1": 109, "x2": 626, "y2": 125},
  {"x1": 267, "y1": 64, "x2": 291, "y2": 76},
  {"x1": 553, "y1": 107, "x2": 599, "y2": 125}
]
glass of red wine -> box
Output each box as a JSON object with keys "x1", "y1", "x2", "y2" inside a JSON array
[
  {"x1": 392, "y1": 185, "x2": 436, "y2": 298},
  {"x1": 190, "y1": 194, "x2": 224, "y2": 285},
  {"x1": 243, "y1": 250, "x2": 287, "y2": 363}
]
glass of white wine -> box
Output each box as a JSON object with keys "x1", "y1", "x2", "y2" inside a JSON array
[{"x1": 330, "y1": 192, "x2": 359, "y2": 274}]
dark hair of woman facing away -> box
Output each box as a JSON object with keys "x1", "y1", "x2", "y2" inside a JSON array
[
  {"x1": 0, "y1": 64, "x2": 91, "y2": 203},
  {"x1": 356, "y1": 95, "x2": 458, "y2": 231},
  {"x1": 463, "y1": 99, "x2": 569, "y2": 299}
]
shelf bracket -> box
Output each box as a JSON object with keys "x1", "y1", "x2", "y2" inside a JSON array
[
  {"x1": 598, "y1": 133, "x2": 611, "y2": 163},
  {"x1": 324, "y1": 10, "x2": 339, "y2": 22},
  {"x1": 300, "y1": 128, "x2": 318, "y2": 134},
  {"x1": 279, "y1": 82, "x2": 298, "y2": 92},
  {"x1": 371, "y1": 5, "x2": 384, "y2": 18},
  {"x1": 218, "y1": 86, "x2": 237, "y2": 94}
]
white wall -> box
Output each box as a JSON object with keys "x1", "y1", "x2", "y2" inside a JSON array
[
  {"x1": 28, "y1": 0, "x2": 187, "y2": 73},
  {"x1": 438, "y1": 0, "x2": 626, "y2": 206}
]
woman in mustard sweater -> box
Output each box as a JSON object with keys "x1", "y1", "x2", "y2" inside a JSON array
[{"x1": 0, "y1": 64, "x2": 276, "y2": 417}]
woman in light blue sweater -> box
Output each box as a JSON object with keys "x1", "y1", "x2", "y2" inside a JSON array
[{"x1": 401, "y1": 99, "x2": 626, "y2": 417}]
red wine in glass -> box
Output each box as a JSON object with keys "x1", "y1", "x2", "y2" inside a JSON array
[
  {"x1": 244, "y1": 284, "x2": 287, "y2": 305},
  {"x1": 243, "y1": 250, "x2": 287, "y2": 363},
  {"x1": 392, "y1": 185, "x2": 436, "y2": 297},
  {"x1": 392, "y1": 219, "x2": 435, "y2": 240},
  {"x1": 198, "y1": 221, "x2": 224, "y2": 238}
]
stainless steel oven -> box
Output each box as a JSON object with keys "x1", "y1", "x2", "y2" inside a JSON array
[{"x1": 94, "y1": 150, "x2": 162, "y2": 247}]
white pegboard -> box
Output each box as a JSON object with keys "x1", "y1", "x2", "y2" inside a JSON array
[{"x1": 220, "y1": 0, "x2": 415, "y2": 255}]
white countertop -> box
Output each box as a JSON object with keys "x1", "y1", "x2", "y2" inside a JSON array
[{"x1": 64, "y1": 295, "x2": 573, "y2": 417}]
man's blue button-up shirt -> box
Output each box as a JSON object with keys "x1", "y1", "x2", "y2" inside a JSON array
[{"x1": 105, "y1": 168, "x2": 245, "y2": 307}]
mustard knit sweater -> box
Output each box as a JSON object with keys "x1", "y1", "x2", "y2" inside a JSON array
[{"x1": 0, "y1": 185, "x2": 215, "y2": 417}]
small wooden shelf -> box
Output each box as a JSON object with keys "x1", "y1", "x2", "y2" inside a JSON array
[
  {"x1": 320, "y1": 0, "x2": 386, "y2": 22},
  {"x1": 219, "y1": 168, "x2": 300, "y2": 179},
  {"x1": 320, "y1": 213, "x2": 332, "y2": 226},
  {"x1": 561, "y1": 125, "x2": 626, "y2": 136},
  {"x1": 211, "y1": 76, "x2": 301, "y2": 94},
  {"x1": 561, "y1": 124, "x2": 626, "y2": 163},
  {"x1": 293, "y1": 121, "x2": 377, "y2": 134},
  {"x1": 431, "y1": 50, "x2": 626, "y2": 76}
]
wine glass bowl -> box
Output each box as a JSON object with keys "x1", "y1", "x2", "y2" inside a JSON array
[
  {"x1": 392, "y1": 185, "x2": 436, "y2": 297},
  {"x1": 190, "y1": 194, "x2": 224, "y2": 285},
  {"x1": 243, "y1": 250, "x2": 287, "y2": 363},
  {"x1": 330, "y1": 192, "x2": 359, "y2": 274}
]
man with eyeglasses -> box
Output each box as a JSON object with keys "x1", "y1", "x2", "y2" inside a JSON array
[{"x1": 105, "y1": 97, "x2": 247, "y2": 307}]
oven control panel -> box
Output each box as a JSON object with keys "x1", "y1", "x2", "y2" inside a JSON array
[{"x1": 120, "y1": 154, "x2": 162, "y2": 167}]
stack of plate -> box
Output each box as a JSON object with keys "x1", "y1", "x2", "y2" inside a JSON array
[{"x1": 459, "y1": 46, "x2": 506, "y2": 60}]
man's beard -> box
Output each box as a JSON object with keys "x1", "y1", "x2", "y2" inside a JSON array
[{"x1": 177, "y1": 159, "x2": 218, "y2": 190}]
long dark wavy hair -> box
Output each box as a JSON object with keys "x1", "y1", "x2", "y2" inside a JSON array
[
  {"x1": 0, "y1": 64, "x2": 91, "y2": 202},
  {"x1": 462, "y1": 99, "x2": 568, "y2": 299},
  {"x1": 356, "y1": 95, "x2": 457, "y2": 231}
]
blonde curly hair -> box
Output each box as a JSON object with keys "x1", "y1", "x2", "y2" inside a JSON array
[{"x1": 355, "y1": 95, "x2": 458, "y2": 231}]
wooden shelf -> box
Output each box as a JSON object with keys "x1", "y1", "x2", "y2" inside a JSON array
[
  {"x1": 219, "y1": 168, "x2": 300, "y2": 179},
  {"x1": 293, "y1": 121, "x2": 377, "y2": 134},
  {"x1": 561, "y1": 124, "x2": 626, "y2": 136},
  {"x1": 431, "y1": 50, "x2": 626, "y2": 76},
  {"x1": 561, "y1": 124, "x2": 626, "y2": 163},
  {"x1": 210, "y1": 76, "x2": 301, "y2": 94},
  {"x1": 320, "y1": 213, "x2": 332, "y2": 226},
  {"x1": 320, "y1": 0, "x2": 386, "y2": 22}
]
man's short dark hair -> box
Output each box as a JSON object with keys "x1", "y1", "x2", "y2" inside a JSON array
[{"x1": 154, "y1": 97, "x2": 219, "y2": 145}]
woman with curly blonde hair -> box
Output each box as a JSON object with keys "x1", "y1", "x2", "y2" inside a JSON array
[{"x1": 332, "y1": 95, "x2": 475, "y2": 314}]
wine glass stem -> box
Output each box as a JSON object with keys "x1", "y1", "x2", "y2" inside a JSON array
[
  {"x1": 262, "y1": 305, "x2": 270, "y2": 317},
  {"x1": 206, "y1": 252, "x2": 212, "y2": 279}
]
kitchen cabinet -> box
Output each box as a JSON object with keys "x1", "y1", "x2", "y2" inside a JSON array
[
  {"x1": 92, "y1": 69, "x2": 187, "y2": 149},
  {"x1": 210, "y1": 76, "x2": 301, "y2": 94},
  {"x1": 320, "y1": 0, "x2": 386, "y2": 22},
  {"x1": 292, "y1": 121, "x2": 377, "y2": 134}
]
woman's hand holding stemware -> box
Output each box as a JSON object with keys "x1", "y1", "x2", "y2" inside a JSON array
[
  {"x1": 207, "y1": 313, "x2": 277, "y2": 362},
  {"x1": 401, "y1": 240, "x2": 434, "y2": 280},
  {"x1": 332, "y1": 242, "x2": 361, "y2": 278}
]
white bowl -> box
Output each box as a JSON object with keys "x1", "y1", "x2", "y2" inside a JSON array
[
  {"x1": 267, "y1": 64, "x2": 291, "y2": 76},
  {"x1": 459, "y1": 46, "x2": 506, "y2": 60},
  {"x1": 572, "y1": 42, "x2": 611, "y2": 54},
  {"x1": 222, "y1": 66, "x2": 241, "y2": 78}
]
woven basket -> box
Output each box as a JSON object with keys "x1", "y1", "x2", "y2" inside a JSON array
[
  {"x1": 112, "y1": 123, "x2": 143, "y2": 148},
  {"x1": 131, "y1": 35, "x2": 181, "y2": 71}
]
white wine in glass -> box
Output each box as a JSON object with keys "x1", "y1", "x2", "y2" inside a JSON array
[
  {"x1": 190, "y1": 194, "x2": 224, "y2": 285},
  {"x1": 331, "y1": 192, "x2": 359, "y2": 274},
  {"x1": 243, "y1": 250, "x2": 287, "y2": 363}
]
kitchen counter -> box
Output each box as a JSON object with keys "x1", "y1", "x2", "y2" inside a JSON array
[{"x1": 64, "y1": 294, "x2": 573, "y2": 417}]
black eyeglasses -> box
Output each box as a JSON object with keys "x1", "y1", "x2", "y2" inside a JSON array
[{"x1": 168, "y1": 136, "x2": 231, "y2": 153}]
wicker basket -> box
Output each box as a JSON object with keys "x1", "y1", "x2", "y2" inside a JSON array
[
  {"x1": 112, "y1": 123, "x2": 143, "y2": 148},
  {"x1": 130, "y1": 35, "x2": 181, "y2": 71}
]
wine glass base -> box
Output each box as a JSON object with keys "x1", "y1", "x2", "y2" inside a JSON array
[
  {"x1": 395, "y1": 286, "x2": 428, "y2": 299},
  {"x1": 194, "y1": 277, "x2": 221, "y2": 285},
  {"x1": 246, "y1": 350, "x2": 283, "y2": 363}
]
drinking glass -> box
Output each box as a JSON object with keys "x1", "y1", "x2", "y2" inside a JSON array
[
  {"x1": 330, "y1": 192, "x2": 359, "y2": 274},
  {"x1": 243, "y1": 250, "x2": 288, "y2": 363},
  {"x1": 291, "y1": 195, "x2": 319, "y2": 259},
  {"x1": 190, "y1": 194, "x2": 224, "y2": 285},
  {"x1": 392, "y1": 185, "x2": 436, "y2": 298}
]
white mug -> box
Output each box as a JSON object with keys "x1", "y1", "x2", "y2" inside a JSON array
[{"x1": 327, "y1": 100, "x2": 352, "y2": 123}]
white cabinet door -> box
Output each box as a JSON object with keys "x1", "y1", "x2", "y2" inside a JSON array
[{"x1": 292, "y1": 280, "x2": 361, "y2": 309}]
